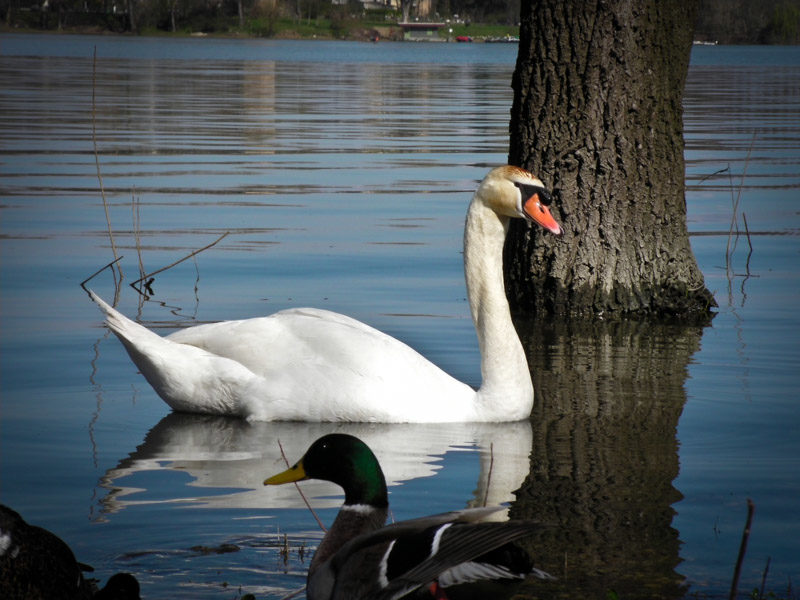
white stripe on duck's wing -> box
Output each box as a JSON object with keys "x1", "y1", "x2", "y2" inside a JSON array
[
  {"x1": 334, "y1": 507, "x2": 507, "y2": 556},
  {"x1": 374, "y1": 521, "x2": 544, "y2": 600}
]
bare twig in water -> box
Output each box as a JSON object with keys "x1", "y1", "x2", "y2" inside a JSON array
[
  {"x1": 481, "y1": 442, "x2": 495, "y2": 508},
  {"x1": 742, "y1": 212, "x2": 753, "y2": 274},
  {"x1": 278, "y1": 586, "x2": 307, "y2": 600},
  {"x1": 80, "y1": 256, "x2": 124, "y2": 290},
  {"x1": 129, "y1": 231, "x2": 230, "y2": 293},
  {"x1": 729, "y1": 498, "x2": 755, "y2": 600},
  {"x1": 277, "y1": 439, "x2": 327, "y2": 532},
  {"x1": 279, "y1": 533, "x2": 290, "y2": 563},
  {"x1": 697, "y1": 165, "x2": 730, "y2": 185},
  {"x1": 132, "y1": 187, "x2": 145, "y2": 282},
  {"x1": 726, "y1": 133, "x2": 757, "y2": 277},
  {"x1": 759, "y1": 556, "x2": 771, "y2": 600},
  {"x1": 92, "y1": 46, "x2": 121, "y2": 281}
]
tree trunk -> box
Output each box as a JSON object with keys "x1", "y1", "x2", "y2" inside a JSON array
[
  {"x1": 401, "y1": 0, "x2": 413, "y2": 23},
  {"x1": 506, "y1": 0, "x2": 715, "y2": 319},
  {"x1": 127, "y1": 0, "x2": 137, "y2": 33}
]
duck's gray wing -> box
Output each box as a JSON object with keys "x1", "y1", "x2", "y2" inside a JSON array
[
  {"x1": 310, "y1": 508, "x2": 504, "y2": 600},
  {"x1": 373, "y1": 520, "x2": 544, "y2": 600}
]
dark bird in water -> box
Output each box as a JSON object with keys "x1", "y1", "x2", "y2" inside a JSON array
[{"x1": 0, "y1": 504, "x2": 140, "y2": 600}]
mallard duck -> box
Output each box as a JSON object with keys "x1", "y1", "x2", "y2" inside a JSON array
[
  {"x1": 89, "y1": 165, "x2": 561, "y2": 422},
  {"x1": 0, "y1": 504, "x2": 140, "y2": 600},
  {"x1": 264, "y1": 433, "x2": 553, "y2": 599}
]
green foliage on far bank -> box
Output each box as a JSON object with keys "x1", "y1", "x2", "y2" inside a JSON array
[
  {"x1": 3, "y1": 0, "x2": 798, "y2": 44},
  {"x1": 1, "y1": 2, "x2": 519, "y2": 42},
  {"x1": 696, "y1": 0, "x2": 800, "y2": 44}
]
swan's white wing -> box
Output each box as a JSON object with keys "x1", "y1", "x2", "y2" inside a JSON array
[
  {"x1": 166, "y1": 308, "x2": 405, "y2": 379},
  {"x1": 166, "y1": 308, "x2": 477, "y2": 422}
]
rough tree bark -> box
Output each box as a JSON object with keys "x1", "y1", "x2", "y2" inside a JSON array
[{"x1": 506, "y1": 0, "x2": 715, "y2": 318}]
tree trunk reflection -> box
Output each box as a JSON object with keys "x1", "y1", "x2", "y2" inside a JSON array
[{"x1": 511, "y1": 316, "x2": 708, "y2": 599}]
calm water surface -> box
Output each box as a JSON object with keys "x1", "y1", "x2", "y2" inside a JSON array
[{"x1": 1, "y1": 34, "x2": 798, "y2": 599}]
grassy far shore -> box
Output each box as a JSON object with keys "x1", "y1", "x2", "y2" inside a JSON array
[
  {"x1": 242, "y1": 17, "x2": 519, "y2": 41},
  {"x1": 1, "y1": 9, "x2": 521, "y2": 42}
]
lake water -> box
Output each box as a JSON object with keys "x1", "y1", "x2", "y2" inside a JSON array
[{"x1": 1, "y1": 34, "x2": 798, "y2": 599}]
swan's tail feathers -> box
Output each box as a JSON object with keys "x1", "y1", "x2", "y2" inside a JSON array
[
  {"x1": 87, "y1": 289, "x2": 164, "y2": 347},
  {"x1": 87, "y1": 290, "x2": 257, "y2": 416}
]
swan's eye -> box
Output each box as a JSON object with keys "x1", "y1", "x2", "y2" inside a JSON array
[{"x1": 513, "y1": 182, "x2": 552, "y2": 206}]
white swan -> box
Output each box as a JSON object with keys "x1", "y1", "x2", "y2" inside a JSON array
[{"x1": 89, "y1": 166, "x2": 561, "y2": 422}]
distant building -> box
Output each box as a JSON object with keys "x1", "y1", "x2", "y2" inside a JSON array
[
  {"x1": 333, "y1": 1, "x2": 399, "y2": 8},
  {"x1": 397, "y1": 21, "x2": 446, "y2": 41},
  {"x1": 334, "y1": 1, "x2": 434, "y2": 18}
]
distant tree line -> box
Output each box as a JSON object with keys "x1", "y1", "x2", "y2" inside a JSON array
[
  {"x1": 1, "y1": 0, "x2": 521, "y2": 34},
  {"x1": 2, "y1": 0, "x2": 798, "y2": 43},
  {"x1": 696, "y1": 0, "x2": 800, "y2": 43}
]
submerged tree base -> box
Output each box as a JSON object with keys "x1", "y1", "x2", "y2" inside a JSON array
[{"x1": 505, "y1": 237, "x2": 717, "y2": 322}]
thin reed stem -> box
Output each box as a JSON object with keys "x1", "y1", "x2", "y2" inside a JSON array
[
  {"x1": 92, "y1": 46, "x2": 121, "y2": 280},
  {"x1": 729, "y1": 498, "x2": 755, "y2": 600},
  {"x1": 726, "y1": 133, "x2": 757, "y2": 278},
  {"x1": 132, "y1": 187, "x2": 145, "y2": 281},
  {"x1": 481, "y1": 442, "x2": 494, "y2": 507},
  {"x1": 278, "y1": 586, "x2": 307, "y2": 600},
  {"x1": 758, "y1": 556, "x2": 771, "y2": 600},
  {"x1": 277, "y1": 439, "x2": 327, "y2": 533}
]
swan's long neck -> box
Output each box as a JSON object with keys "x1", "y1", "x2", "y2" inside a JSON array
[{"x1": 463, "y1": 197, "x2": 533, "y2": 420}]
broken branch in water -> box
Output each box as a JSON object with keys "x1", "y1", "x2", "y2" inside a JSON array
[
  {"x1": 80, "y1": 256, "x2": 124, "y2": 290},
  {"x1": 129, "y1": 231, "x2": 230, "y2": 293},
  {"x1": 697, "y1": 165, "x2": 730, "y2": 185},
  {"x1": 277, "y1": 439, "x2": 327, "y2": 533}
]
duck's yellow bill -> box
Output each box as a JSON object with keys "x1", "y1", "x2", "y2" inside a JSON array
[{"x1": 264, "y1": 461, "x2": 307, "y2": 486}]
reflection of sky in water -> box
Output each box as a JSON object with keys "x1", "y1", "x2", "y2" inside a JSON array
[
  {"x1": 679, "y1": 50, "x2": 800, "y2": 589},
  {"x1": 0, "y1": 35, "x2": 798, "y2": 598}
]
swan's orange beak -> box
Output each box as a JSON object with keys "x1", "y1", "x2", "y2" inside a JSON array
[{"x1": 523, "y1": 194, "x2": 562, "y2": 235}]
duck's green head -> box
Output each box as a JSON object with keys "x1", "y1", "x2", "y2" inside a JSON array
[{"x1": 264, "y1": 434, "x2": 388, "y2": 508}]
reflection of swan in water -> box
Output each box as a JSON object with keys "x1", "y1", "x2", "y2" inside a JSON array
[{"x1": 97, "y1": 414, "x2": 533, "y2": 517}]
